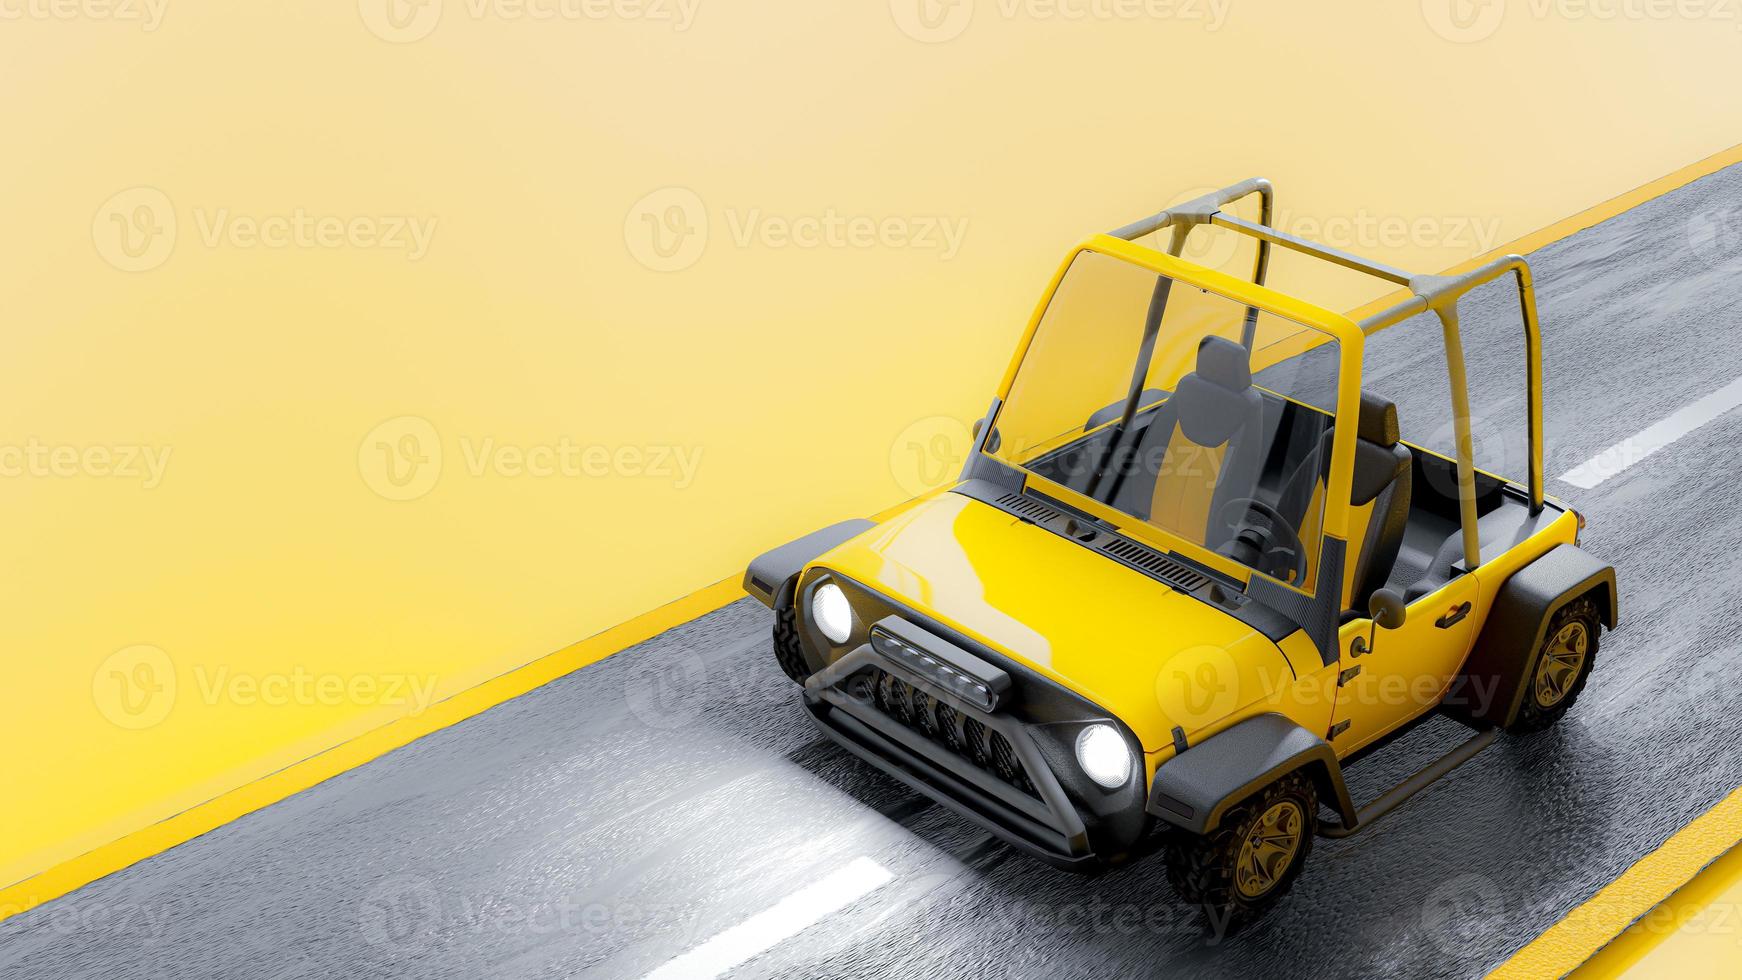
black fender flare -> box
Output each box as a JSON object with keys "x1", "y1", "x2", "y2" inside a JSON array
[
  {"x1": 1146, "y1": 713, "x2": 1356, "y2": 835},
  {"x1": 743, "y1": 519, "x2": 876, "y2": 609},
  {"x1": 1443, "y1": 543, "x2": 1618, "y2": 729}
]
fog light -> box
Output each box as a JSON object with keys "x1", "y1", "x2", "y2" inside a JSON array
[
  {"x1": 1075, "y1": 724, "x2": 1133, "y2": 789},
  {"x1": 811, "y1": 582, "x2": 854, "y2": 645}
]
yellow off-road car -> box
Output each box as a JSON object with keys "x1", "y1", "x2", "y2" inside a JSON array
[{"x1": 743, "y1": 179, "x2": 1618, "y2": 927}]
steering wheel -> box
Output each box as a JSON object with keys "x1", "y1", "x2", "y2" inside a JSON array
[{"x1": 1217, "y1": 497, "x2": 1309, "y2": 585}]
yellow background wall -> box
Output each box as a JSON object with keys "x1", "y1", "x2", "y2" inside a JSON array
[{"x1": 5, "y1": 0, "x2": 1741, "y2": 892}]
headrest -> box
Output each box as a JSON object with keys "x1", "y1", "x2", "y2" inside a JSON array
[
  {"x1": 1196, "y1": 336, "x2": 1251, "y2": 391},
  {"x1": 1358, "y1": 392, "x2": 1400, "y2": 448}
]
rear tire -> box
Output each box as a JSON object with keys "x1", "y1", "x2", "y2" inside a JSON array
[
  {"x1": 772, "y1": 594, "x2": 811, "y2": 684},
  {"x1": 1508, "y1": 596, "x2": 1599, "y2": 734},
  {"x1": 1163, "y1": 770, "x2": 1316, "y2": 933}
]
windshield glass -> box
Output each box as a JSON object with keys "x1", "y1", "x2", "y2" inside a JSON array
[{"x1": 989, "y1": 249, "x2": 1342, "y2": 591}]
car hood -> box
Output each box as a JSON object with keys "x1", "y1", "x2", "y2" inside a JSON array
[{"x1": 815, "y1": 491, "x2": 1294, "y2": 754}]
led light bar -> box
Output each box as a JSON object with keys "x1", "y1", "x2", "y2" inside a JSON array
[{"x1": 868, "y1": 616, "x2": 1010, "y2": 713}]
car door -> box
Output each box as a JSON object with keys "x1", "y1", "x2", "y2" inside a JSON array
[{"x1": 1329, "y1": 574, "x2": 1480, "y2": 756}]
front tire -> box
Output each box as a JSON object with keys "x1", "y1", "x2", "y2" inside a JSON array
[
  {"x1": 1163, "y1": 770, "x2": 1316, "y2": 932},
  {"x1": 1508, "y1": 596, "x2": 1599, "y2": 733},
  {"x1": 772, "y1": 594, "x2": 811, "y2": 684}
]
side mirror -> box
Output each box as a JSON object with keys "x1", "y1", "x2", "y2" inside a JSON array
[
  {"x1": 1369, "y1": 588, "x2": 1407, "y2": 630},
  {"x1": 971, "y1": 417, "x2": 1001, "y2": 454}
]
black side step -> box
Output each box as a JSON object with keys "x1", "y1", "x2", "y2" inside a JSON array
[{"x1": 1317, "y1": 728, "x2": 1498, "y2": 839}]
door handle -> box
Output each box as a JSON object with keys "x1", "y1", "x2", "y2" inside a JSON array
[{"x1": 1435, "y1": 602, "x2": 1472, "y2": 629}]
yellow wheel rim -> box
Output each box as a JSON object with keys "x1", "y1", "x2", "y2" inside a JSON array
[
  {"x1": 1534, "y1": 620, "x2": 1590, "y2": 708},
  {"x1": 1234, "y1": 800, "x2": 1304, "y2": 899}
]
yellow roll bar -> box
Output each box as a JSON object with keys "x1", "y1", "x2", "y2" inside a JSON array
[{"x1": 1112, "y1": 180, "x2": 1549, "y2": 570}]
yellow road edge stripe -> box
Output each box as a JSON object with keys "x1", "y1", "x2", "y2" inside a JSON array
[
  {"x1": 0, "y1": 576, "x2": 745, "y2": 924},
  {"x1": 1577, "y1": 827, "x2": 1742, "y2": 977},
  {"x1": 6, "y1": 139, "x2": 1741, "y2": 936},
  {"x1": 1491, "y1": 788, "x2": 1742, "y2": 979}
]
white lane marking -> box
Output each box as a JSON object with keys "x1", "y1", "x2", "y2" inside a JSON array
[
  {"x1": 1559, "y1": 375, "x2": 1742, "y2": 489},
  {"x1": 640, "y1": 857, "x2": 894, "y2": 980}
]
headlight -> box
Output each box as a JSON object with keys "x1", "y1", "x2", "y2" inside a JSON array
[
  {"x1": 811, "y1": 582, "x2": 854, "y2": 645},
  {"x1": 1075, "y1": 724, "x2": 1133, "y2": 789}
]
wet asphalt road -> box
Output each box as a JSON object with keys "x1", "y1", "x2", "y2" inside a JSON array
[{"x1": 6, "y1": 164, "x2": 1742, "y2": 980}]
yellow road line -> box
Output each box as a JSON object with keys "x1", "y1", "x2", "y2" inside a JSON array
[
  {"x1": 1580, "y1": 831, "x2": 1742, "y2": 976},
  {"x1": 1492, "y1": 788, "x2": 1742, "y2": 978}
]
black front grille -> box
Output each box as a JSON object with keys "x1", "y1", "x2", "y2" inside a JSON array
[{"x1": 864, "y1": 666, "x2": 1036, "y2": 797}]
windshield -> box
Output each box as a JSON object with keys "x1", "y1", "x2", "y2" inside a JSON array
[{"x1": 989, "y1": 249, "x2": 1342, "y2": 591}]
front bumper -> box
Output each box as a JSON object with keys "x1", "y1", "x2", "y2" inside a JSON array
[
  {"x1": 805, "y1": 642, "x2": 1098, "y2": 868},
  {"x1": 796, "y1": 593, "x2": 1149, "y2": 870}
]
